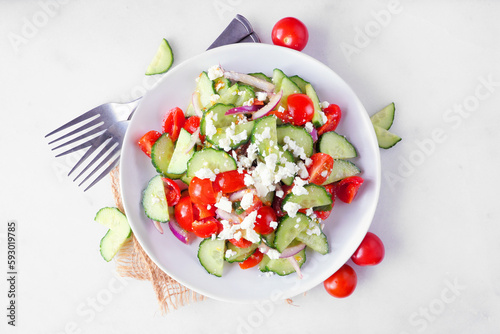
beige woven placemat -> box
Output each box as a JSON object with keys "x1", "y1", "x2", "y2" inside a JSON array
[{"x1": 109, "y1": 166, "x2": 205, "y2": 314}]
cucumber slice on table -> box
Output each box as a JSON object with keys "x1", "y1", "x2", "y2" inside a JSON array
[
  {"x1": 370, "y1": 102, "x2": 395, "y2": 130},
  {"x1": 265, "y1": 249, "x2": 306, "y2": 276},
  {"x1": 274, "y1": 213, "x2": 310, "y2": 252},
  {"x1": 321, "y1": 159, "x2": 361, "y2": 185},
  {"x1": 374, "y1": 125, "x2": 402, "y2": 149},
  {"x1": 185, "y1": 148, "x2": 237, "y2": 184},
  {"x1": 145, "y1": 38, "x2": 173, "y2": 75},
  {"x1": 317, "y1": 131, "x2": 357, "y2": 159},
  {"x1": 94, "y1": 207, "x2": 131, "y2": 262},
  {"x1": 142, "y1": 175, "x2": 170, "y2": 223},
  {"x1": 198, "y1": 238, "x2": 226, "y2": 277}
]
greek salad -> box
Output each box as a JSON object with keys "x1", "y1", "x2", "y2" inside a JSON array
[{"x1": 137, "y1": 65, "x2": 364, "y2": 278}]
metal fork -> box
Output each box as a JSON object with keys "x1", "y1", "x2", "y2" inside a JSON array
[{"x1": 46, "y1": 14, "x2": 258, "y2": 191}]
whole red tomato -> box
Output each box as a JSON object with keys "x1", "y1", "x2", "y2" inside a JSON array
[
  {"x1": 271, "y1": 17, "x2": 309, "y2": 51},
  {"x1": 323, "y1": 264, "x2": 357, "y2": 298},
  {"x1": 351, "y1": 232, "x2": 385, "y2": 266}
]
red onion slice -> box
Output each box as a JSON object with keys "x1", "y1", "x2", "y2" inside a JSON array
[
  {"x1": 223, "y1": 71, "x2": 275, "y2": 93},
  {"x1": 228, "y1": 189, "x2": 247, "y2": 202},
  {"x1": 192, "y1": 92, "x2": 203, "y2": 117},
  {"x1": 168, "y1": 219, "x2": 191, "y2": 244},
  {"x1": 286, "y1": 256, "x2": 303, "y2": 279},
  {"x1": 308, "y1": 127, "x2": 318, "y2": 142},
  {"x1": 215, "y1": 208, "x2": 241, "y2": 224},
  {"x1": 152, "y1": 220, "x2": 164, "y2": 234},
  {"x1": 252, "y1": 90, "x2": 283, "y2": 120},
  {"x1": 225, "y1": 105, "x2": 260, "y2": 115},
  {"x1": 279, "y1": 242, "x2": 306, "y2": 258}
]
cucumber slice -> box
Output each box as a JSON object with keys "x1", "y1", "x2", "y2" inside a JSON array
[
  {"x1": 214, "y1": 77, "x2": 231, "y2": 94},
  {"x1": 277, "y1": 124, "x2": 314, "y2": 158},
  {"x1": 145, "y1": 38, "x2": 173, "y2": 75},
  {"x1": 259, "y1": 190, "x2": 275, "y2": 207},
  {"x1": 185, "y1": 148, "x2": 237, "y2": 184},
  {"x1": 235, "y1": 85, "x2": 255, "y2": 107},
  {"x1": 166, "y1": 128, "x2": 195, "y2": 175},
  {"x1": 272, "y1": 68, "x2": 287, "y2": 92},
  {"x1": 282, "y1": 184, "x2": 332, "y2": 211},
  {"x1": 151, "y1": 133, "x2": 175, "y2": 175},
  {"x1": 279, "y1": 147, "x2": 295, "y2": 186},
  {"x1": 259, "y1": 255, "x2": 271, "y2": 272},
  {"x1": 265, "y1": 249, "x2": 306, "y2": 276},
  {"x1": 251, "y1": 115, "x2": 279, "y2": 158},
  {"x1": 370, "y1": 102, "x2": 395, "y2": 130},
  {"x1": 289, "y1": 75, "x2": 309, "y2": 93},
  {"x1": 249, "y1": 72, "x2": 272, "y2": 83},
  {"x1": 276, "y1": 76, "x2": 301, "y2": 110},
  {"x1": 274, "y1": 213, "x2": 310, "y2": 252},
  {"x1": 317, "y1": 131, "x2": 357, "y2": 159},
  {"x1": 198, "y1": 238, "x2": 226, "y2": 277},
  {"x1": 224, "y1": 242, "x2": 258, "y2": 263},
  {"x1": 197, "y1": 72, "x2": 216, "y2": 108},
  {"x1": 208, "y1": 121, "x2": 254, "y2": 150},
  {"x1": 296, "y1": 225, "x2": 329, "y2": 255},
  {"x1": 218, "y1": 83, "x2": 239, "y2": 105},
  {"x1": 262, "y1": 232, "x2": 276, "y2": 248},
  {"x1": 95, "y1": 207, "x2": 131, "y2": 262},
  {"x1": 142, "y1": 175, "x2": 170, "y2": 223},
  {"x1": 305, "y1": 83, "x2": 325, "y2": 127},
  {"x1": 321, "y1": 159, "x2": 361, "y2": 185},
  {"x1": 374, "y1": 124, "x2": 402, "y2": 149}
]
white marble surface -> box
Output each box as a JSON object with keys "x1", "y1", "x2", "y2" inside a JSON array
[{"x1": 1, "y1": 1, "x2": 500, "y2": 333}]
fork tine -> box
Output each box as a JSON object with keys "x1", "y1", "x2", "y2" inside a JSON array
[
  {"x1": 78, "y1": 145, "x2": 120, "y2": 188},
  {"x1": 67, "y1": 133, "x2": 111, "y2": 176},
  {"x1": 83, "y1": 155, "x2": 121, "y2": 192},
  {"x1": 45, "y1": 109, "x2": 100, "y2": 138},
  {"x1": 51, "y1": 125, "x2": 106, "y2": 152},
  {"x1": 73, "y1": 138, "x2": 116, "y2": 182},
  {"x1": 48, "y1": 117, "x2": 103, "y2": 145},
  {"x1": 55, "y1": 140, "x2": 93, "y2": 158}
]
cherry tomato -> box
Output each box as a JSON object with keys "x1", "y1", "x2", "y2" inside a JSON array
[
  {"x1": 306, "y1": 153, "x2": 334, "y2": 185},
  {"x1": 189, "y1": 177, "x2": 217, "y2": 205},
  {"x1": 324, "y1": 183, "x2": 336, "y2": 197},
  {"x1": 162, "y1": 177, "x2": 181, "y2": 206},
  {"x1": 269, "y1": 109, "x2": 291, "y2": 124},
  {"x1": 318, "y1": 104, "x2": 342, "y2": 136},
  {"x1": 254, "y1": 206, "x2": 278, "y2": 235},
  {"x1": 239, "y1": 249, "x2": 264, "y2": 269},
  {"x1": 271, "y1": 17, "x2": 309, "y2": 51},
  {"x1": 314, "y1": 209, "x2": 331, "y2": 220},
  {"x1": 162, "y1": 107, "x2": 185, "y2": 142},
  {"x1": 137, "y1": 130, "x2": 162, "y2": 157},
  {"x1": 212, "y1": 170, "x2": 247, "y2": 194},
  {"x1": 323, "y1": 264, "x2": 357, "y2": 298},
  {"x1": 351, "y1": 232, "x2": 385, "y2": 266},
  {"x1": 174, "y1": 196, "x2": 194, "y2": 232},
  {"x1": 192, "y1": 202, "x2": 216, "y2": 220},
  {"x1": 183, "y1": 116, "x2": 200, "y2": 134},
  {"x1": 336, "y1": 176, "x2": 364, "y2": 204},
  {"x1": 192, "y1": 217, "x2": 219, "y2": 238},
  {"x1": 287, "y1": 94, "x2": 314, "y2": 126},
  {"x1": 229, "y1": 237, "x2": 253, "y2": 248}
]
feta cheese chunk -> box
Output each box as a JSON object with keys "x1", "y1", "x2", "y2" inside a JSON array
[
  {"x1": 194, "y1": 167, "x2": 217, "y2": 181},
  {"x1": 283, "y1": 202, "x2": 301, "y2": 218},
  {"x1": 215, "y1": 196, "x2": 233, "y2": 213},
  {"x1": 207, "y1": 65, "x2": 224, "y2": 80}
]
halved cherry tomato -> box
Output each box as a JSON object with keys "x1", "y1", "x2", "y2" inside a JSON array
[
  {"x1": 189, "y1": 177, "x2": 217, "y2": 205},
  {"x1": 192, "y1": 202, "x2": 216, "y2": 220},
  {"x1": 317, "y1": 104, "x2": 342, "y2": 136},
  {"x1": 336, "y1": 176, "x2": 364, "y2": 204},
  {"x1": 162, "y1": 177, "x2": 181, "y2": 206},
  {"x1": 174, "y1": 196, "x2": 194, "y2": 232},
  {"x1": 254, "y1": 206, "x2": 278, "y2": 235},
  {"x1": 137, "y1": 130, "x2": 162, "y2": 157},
  {"x1": 183, "y1": 116, "x2": 200, "y2": 134},
  {"x1": 351, "y1": 232, "x2": 385, "y2": 266},
  {"x1": 192, "y1": 217, "x2": 219, "y2": 238},
  {"x1": 269, "y1": 108, "x2": 291, "y2": 124},
  {"x1": 212, "y1": 170, "x2": 247, "y2": 194},
  {"x1": 271, "y1": 17, "x2": 309, "y2": 51},
  {"x1": 287, "y1": 93, "x2": 314, "y2": 126},
  {"x1": 324, "y1": 183, "x2": 336, "y2": 197},
  {"x1": 162, "y1": 107, "x2": 185, "y2": 142},
  {"x1": 239, "y1": 249, "x2": 264, "y2": 269},
  {"x1": 306, "y1": 153, "x2": 334, "y2": 185},
  {"x1": 229, "y1": 237, "x2": 253, "y2": 248},
  {"x1": 314, "y1": 209, "x2": 331, "y2": 220},
  {"x1": 324, "y1": 264, "x2": 357, "y2": 298}
]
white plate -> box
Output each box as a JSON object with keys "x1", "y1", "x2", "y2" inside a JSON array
[{"x1": 120, "y1": 43, "x2": 380, "y2": 303}]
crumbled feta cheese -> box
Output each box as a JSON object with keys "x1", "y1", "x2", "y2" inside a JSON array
[
  {"x1": 278, "y1": 106, "x2": 285, "y2": 113},
  {"x1": 283, "y1": 202, "x2": 301, "y2": 218},
  {"x1": 232, "y1": 129, "x2": 248, "y2": 145},
  {"x1": 195, "y1": 167, "x2": 217, "y2": 181},
  {"x1": 210, "y1": 94, "x2": 220, "y2": 104},
  {"x1": 207, "y1": 65, "x2": 224, "y2": 80},
  {"x1": 304, "y1": 157, "x2": 313, "y2": 167},
  {"x1": 256, "y1": 91, "x2": 267, "y2": 101},
  {"x1": 204, "y1": 112, "x2": 217, "y2": 138},
  {"x1": 321, "y1": 101, "x2": 330, "y2": 109},
  {"x1": 233, "y1": 231, "x2": 242, "y2": 240},
  {"x1": 270, "y1": 221, "x2": 278, "y2": 229},
  {"x1": 304, "y1": 122, "x2": 314, "y2": 133},
  {"x1": 306, "y1": 223, "x2": 321, "y2": 236},
  {"x1": 275, "y1": 190, "x2": 284, "y2": 198},
  {"x1": 243, "y1": 173, "x2": 255, "y2": 186},
  {"x1": 240, "y1": 210, "x2": 260, "y2": 243},
  {"x1": 297, "y1": 161, "x2": 309, "y2": 179},
  {"x1": 215, "y1": 196, "x2": 233, "y2": 213},
  {"x1": 291, "y1": 177, "x2": 309, "y2": 196},
  {"x1": 318, "y1": 110, "x2": 328, "y2": 124},
  {"x1": 267, "y1": 248, "x2": 281, "y2": 260},
  {"x1": 225, "y1": 249, "x2": 237, "y2": 258},
  {"x1": 283, "y1": 136, "x2": 307, "y2": 160},
  {"x1": 243, "y1": 98, "x2": 255, "y2": 106},
  {"x1": 240, "y1": 191, "x2": 254, "y2": 210},
  {"x1": 218, "y1": 220, "x2": 237, "y2": 240},
  {"x1": 218, "y1": 137, "x2": 232, "y2": 151}
]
